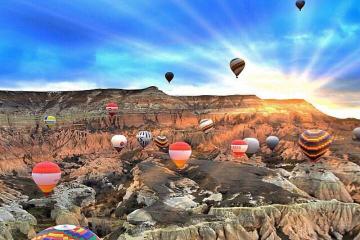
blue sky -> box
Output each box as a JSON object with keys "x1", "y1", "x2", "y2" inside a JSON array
[{"x1": 0, "y1": 0, "x2": 359, "y2": 118}]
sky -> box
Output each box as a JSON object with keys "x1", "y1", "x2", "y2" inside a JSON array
[{"x1": 0, "y1": 0, "x2": 359, "y2": 119}]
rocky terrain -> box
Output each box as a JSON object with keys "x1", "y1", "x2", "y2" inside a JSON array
[{"x1": 0, "y1": 86, "x2": 360, "y2": 240}]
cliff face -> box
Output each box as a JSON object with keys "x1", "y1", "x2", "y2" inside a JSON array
[
  {"x1": 119, "y1": 200, "x2": 360, "y2": 240},
  {"x1": 0, "y1": 87, "x2": 360, "y2": 240},
  {"x1": 0, "y1": 87, "x2": 358, "y2": 173}
]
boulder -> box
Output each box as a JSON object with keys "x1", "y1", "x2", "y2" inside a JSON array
[{"x1": 290, "y1": 163, "x2": 353, "y2": 202}]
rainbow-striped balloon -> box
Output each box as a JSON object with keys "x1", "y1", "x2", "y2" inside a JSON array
[{"x1": 32, "y1": 225, "x2": 100, "y2": 240}]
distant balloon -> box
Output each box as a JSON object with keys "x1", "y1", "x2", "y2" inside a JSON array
[
  {"x1": 230, "y1": 58, "x2": 245, "y2": 78},
  {"x1": 298, "y1": 129, "x2": 332, "y2": 161},
  {"x1": 111, "y1": 135, "x2": 127, "y2": 152},
  {"x1": 136, "y1": 131, "x2": 152, "y2": 148},
  {"x1": 44, "y1": 116, "x2": 56, "y2": 128},
  {"x1": 165, "y1": 72, "x2": 174, "y2": 83},
  {"x1": 32, "y1": 224, "x2": 100, "y2": 240},
  {"x1": 244, "y1": 138, "x2": 260, "y2": 157},
  {"x1": 266, "y1": 136, "x2": 279, "y2": 151},
  {"x1": 231, "y1": 140, "x2": 248, "y2": 158},
  {"x1": 32, "y1": 161, "x2": 61, "y2": 197},
  {"x1": 199, "y1": 119, "x2": 214, "y2": 133},
  {"x1": 106, "y1": 102, "x2": 119, "y2": 117},
  {"x1": 353, "y1": 127, "x2": 360, "y2": 141},
  {"x1": 169, "y1": 142, "x2": 192, "y2": 169},
  {"x1": 154, "y1": 135, "x2": 169, "y2": 152},
  {"x1": 296, "y1": 0, "x2": 305, "y2": 11}
]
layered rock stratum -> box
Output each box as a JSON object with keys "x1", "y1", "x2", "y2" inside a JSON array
[{"x1": 0, "y1": 87, "x2": 360, "y2": 240}]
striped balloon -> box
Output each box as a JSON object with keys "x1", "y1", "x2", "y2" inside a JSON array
[
  {"x1": 106, "y1": 102, "x2": 118, "y2": 117},
  {"x1": 44, "y1": 116, "x2": 56, "y2": 128},
  {"x1": 154, "y1": 135, "x2": 169, "y2": 152},
  {"x1": 32, "y1": 224, "x2": 100, "y2": 240},
  {"x1": 32, "y1": 162, "x2": 61, "y2": 197},
  {"x1": 199, "y1": 119, "x2": 214, "y2": 133},
  {"x1": 169, "y1": 142, "x2": 192, "y2": 169},
  {"x1": 136, "y1": 131, "x2": 152, "y2": 148},
  {"x1": 231, "y1": 140, "x2": 248, "y2": 158},
  {"x1": 230, "y1": 58, "x2": 245, "y2": 78},
  {"x1": 298, "y1": 129, "x2": 332, "y2": 161}
]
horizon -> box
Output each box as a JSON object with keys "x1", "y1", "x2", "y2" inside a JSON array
[
  {"x1": 1, "y1": 85, "x2": 357, "y2": 120},
  {"x1": 0, "y1": 0, "x2": 359, "y2": 119}
]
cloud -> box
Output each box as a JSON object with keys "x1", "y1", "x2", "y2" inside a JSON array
[{"x1": 0, "y1": 80, "x2": 99, "y2": 92}]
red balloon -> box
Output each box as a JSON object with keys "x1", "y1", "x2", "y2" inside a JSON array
[
  {"x1": 32, "y1": 162, "x2": 61, "y2": 197},
  {"x1": 231, "y1": 140, "x2": 248, "y2": 158},
  {"x1": 106, "y1": 102, "x2": 119, "y2": 117}
]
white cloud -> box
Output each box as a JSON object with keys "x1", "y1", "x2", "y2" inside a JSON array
[{"x1": 0, "y1": 80, "x2": 99, "y2": 92}]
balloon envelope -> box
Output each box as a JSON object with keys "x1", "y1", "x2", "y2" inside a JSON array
[
  {"x1": 298, "y1": 129, "x2": 332, "y2": 161},
  {"x1": 353, "y1": 127, "x2": 360, "y2": 141},
  {"x1": 165, "y1": 72, "x2": 174, "y2": 83},
  {"x1": 296, "y1": 0, "x2": 305, "y2": 10},
  {"x1": 44, "y1": 116, "x2": 56, "y2": 127},
  {"x1": 136, "y1": 131, "x2": 152, "y2": 148},
  {"x1": 111, "y1": 135, "x2": 127, "y2": 152},
  {"x1": 199, "y1": 119, "x2": 214, "y2": 133},
  {"x1": 154, "y1": 135, "x2": 169, "y2": 152},
  {"x1": 169, "y1": 142, "x2": 192, "y2": 169},
  {"x1": 244, "y1": 138, "x2": 260, "y2": 157},
  {"x1": 106, "y1": 102, "x2": 118, "y2": 117},
  {"x1": 32, "y1": 224, "x2": 100, "y2": 240},
  {"x1": 32, "y1": 161, "x2": 61, "y2": 196},
  {"x1": 231, "y1": 140, "x2": 248, "y2": 158},
  {"x1": 230, "y1": 58, "x2": 245, "y2": 78},
  {"x1": 266, "y1": 136, "x2": 279, "y2": 151}
]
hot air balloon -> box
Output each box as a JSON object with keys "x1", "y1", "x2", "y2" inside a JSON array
[
  {"x1": 136, "y1": 131, "x2": 152, "y2": 148},
  {"x1": 296, "y1": 0, "x2": 305, "y2": 11},
  {"x1": 111, "y1": 135, "x2": 127, "y2": 152},
  {"x1": 353, "y1": 127, "x2": 360, "y2": 141},
  {"x1": 154, "y1": 135, "x2": 169, "y2": 152},
  {"x1": 106, "y1": 102, "x2": 119, "y2": 117},
  {"x1": 32, "y1": 161, "x2": 61, "y2": 197},
  {"x1": 298, "y1": 129, "x2": 332, "y2": 161},
  {"x1": 199, "y1": 119, "x2": 214, "y2": 133},
  {"x1": 165, "y1": 72, "x2": 174, "y2": 83},
  {"x1": 231, "y1": 140, "x2": 248, "y2": 158},
  {"x1": 230, "y1": 58, "x2": 245, "y2": 78},
  {"x1": 244, "y1": 138, "x2": 260, "y2": 157},
  {"x1": 266, "y1": 136, "x2": 279, "y2": 151},
  {"x1": 44, "y1": 116, "x2": 56, "y2": 128},
  {"x1": 32, "y1": 224, "x2": 100, "y2": 240},
  {"x1": 169, "y1": 142, "x2": 192, "y2": 169}
]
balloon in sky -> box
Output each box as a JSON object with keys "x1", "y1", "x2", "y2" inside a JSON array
[
  {"x1": 154, "y1": 135, "x2": 169, "y2": 152},
  {"x1": 165, "y1": 72, "x2": 174, "y2": 83},
  {"x1": 199, "y1": 119, "x2": 214, "y2": 133},
  {"x1": 244, "y1": 138, "x2": 260, "y2": 157},
  {"x1": 32, "y1": 161, "x2": 61, "y2": 197},
  {"x1": 231, "y1": 140, "x2": 248, "y2": 158},
  {"x1": 230, "y1": 58, "x2": 245, "y2": 78},
  {"x1": 136, "y1": 131, "x2": 152, "y2": 148},
  {"x1": 169, "y1": 142, "x2": 192, "y2": 169},
  {"x1": 32, "y1": 224, "x2": 100, "y2": 240},
  {"x1": 296, "y1": 0, "x2": 305, "y2": 11},
  {"x1": 44, "y1": 116, "x2": 56, "y2": 128},
  {"x1": 298, "y1": 129, "x2": 332, "y2": 161},
  {"x1": 106, "y1": 102, "x2": 119, "y2": 117},
  {"x1": 353, "y1": 127, "x2": 360, "y2": 141},
  {"x1": 111, "y1": 135, "x2": 127, "y2": 152},
  {"x1": 266, "y1": 136, "x2": 280, "y2": 151}
]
